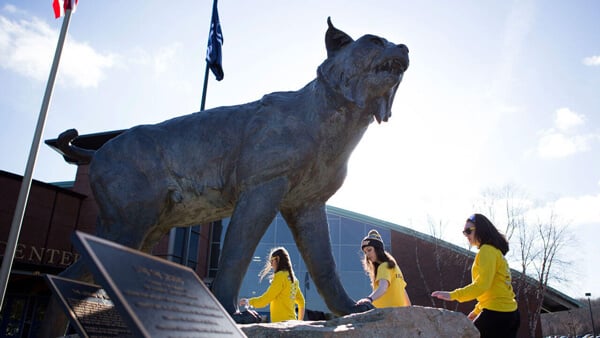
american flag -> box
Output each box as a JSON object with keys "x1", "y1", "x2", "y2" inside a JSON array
[{"x1": 53, "y1": 0, "x2": 78, "y2": 19}]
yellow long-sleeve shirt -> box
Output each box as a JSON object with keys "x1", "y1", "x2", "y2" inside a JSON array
[
  {"x1": 450, "y1": 244, "x2": 518, "y2": 315},
  {"x1": 372, "y1": 262, "x2": 410, "y2": 308},
  {"x1": 248, "y1": 271, "x2": 305, "y2": 322}
]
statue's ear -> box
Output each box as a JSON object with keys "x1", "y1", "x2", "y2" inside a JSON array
[{"x1": 325, "y1": 17, "x2": 353, "y2": 58}]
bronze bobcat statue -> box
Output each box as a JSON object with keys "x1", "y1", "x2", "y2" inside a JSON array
[{"x1": 56, "y1": 17, "x2": 409, "y2": 318}]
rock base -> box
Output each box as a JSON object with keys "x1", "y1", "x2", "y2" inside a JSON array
[{"x1": 238, "y1": 306, "x2": 479, "y2": 338}]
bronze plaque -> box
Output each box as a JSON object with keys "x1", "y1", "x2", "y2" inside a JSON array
[
  {"x1": 72, "y1": 231, "x2": 246, "y2": 338},
  {"x1": 45, "y1": 275, "x2": 133, "y2": 337}
]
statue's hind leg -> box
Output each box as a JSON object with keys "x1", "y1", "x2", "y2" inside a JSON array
[
  {"x1": 90, "y1": 163, "x2": 170, "y2": 252},
  {"x1": 211, "y1": 177, "x2": 290, "y2": 315},
  {"x1": 95, "y1": 214, "x2": 164, "y2": 252},
  {"x1": 92, "y1": 175, "x2": 168, "y2": 252}
]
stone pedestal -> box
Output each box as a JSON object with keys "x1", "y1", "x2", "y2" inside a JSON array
[{"x1": 239, "y1": 306, "x2": 479, "y2": 338}]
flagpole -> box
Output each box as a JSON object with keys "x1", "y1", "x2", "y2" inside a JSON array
[
  {"x1": 0, "y1": 8, "x2": 73, "y2": 311},
  {"x1": 200, "y1": 63, "x2": 210, "y2": 111}
]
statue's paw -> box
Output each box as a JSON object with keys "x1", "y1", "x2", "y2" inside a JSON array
[
  {"x1": 350, "y1": 302, "x2": 375, "y2": 314},
  {"x1": 232, "y1": 309, "x2": 263, "y2": 324}
]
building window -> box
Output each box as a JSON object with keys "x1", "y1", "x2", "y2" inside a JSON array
[
  {"x1": 207, "y1": 220, "x2": 224, "y2": 280},
  {"x1": 207, "y1": 211, "x2": 391, "y2": 312},
  {"x1": 168, "y1": 225, "x2": 201, "y2": 270}
]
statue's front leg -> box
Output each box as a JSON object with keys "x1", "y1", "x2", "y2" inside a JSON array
[
  {"x1": 282, "y1": 204, "x2": 364, "y2": 316},
  {"x1": 211, "y1": 177, "x2": 289, "y2": 315}
]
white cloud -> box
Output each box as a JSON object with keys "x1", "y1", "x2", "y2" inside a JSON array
[
  {"x1": 2, "y1": 5, "x2": 17, "y2": 14},
  {"x1": 153, "y1": 43, "x2": 181, "y2": 74},
  {"x1": 531, "y1": 194, "x2": 600, "y2": 227},
  {"x1": 62, "y1": 41, "x2": 115, "y2": 87},
  {"x1": 121, "y1": 43, "x2": 182, "y2": 76},
  {"x1": 554, "y1": 107, "x2": 584, "y2": 131},
  {"x1": 0, "y1": 12, "x2": 114, "y2": 88},
  {"x1": 535, "y1": 108, "x2": 595, "y2": 159},
  {"x1": 537, "y1": 130, "x2": 591, "y2": 158},
  {"x1": 583, "y1": 55, "x2": 600, "y2": 66}
]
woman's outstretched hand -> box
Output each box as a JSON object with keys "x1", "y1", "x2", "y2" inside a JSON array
[{"x1": 431, "y1": 291, "x2": 451, "y2": 301}]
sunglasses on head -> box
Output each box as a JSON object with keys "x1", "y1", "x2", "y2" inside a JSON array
[{"x1": 462, "y1": 226, "x2": 475, "y2": 236}]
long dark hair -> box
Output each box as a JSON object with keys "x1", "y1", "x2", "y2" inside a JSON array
[
  {"x1": 362, "y1": 245, "x2": 397, "y2": 287},
  {"x1": 259, "y1": 247, "x2": 296, "y2": 283},
  {"x1": 468, "y1": 213, "x2": 509, "y2": 255}
]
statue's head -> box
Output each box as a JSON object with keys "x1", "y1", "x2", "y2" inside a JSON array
[{"x1": 318, "y1": 17, "x2": 409, "y2": 123}]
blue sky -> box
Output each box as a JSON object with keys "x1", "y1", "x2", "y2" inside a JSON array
[{"x1": 1, "y1": 1, "x2": 599, "y2": 300}]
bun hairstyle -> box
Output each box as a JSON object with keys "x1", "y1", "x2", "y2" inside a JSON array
[{"x1": 361, "y1": 229, "x2": 384, "y2": 250}]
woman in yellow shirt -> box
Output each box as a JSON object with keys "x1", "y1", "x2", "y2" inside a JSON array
[
  {"x1": 239, "y1": 247, "x2": 305, "y2": 322},
  {"x1": 432, "y1": 213, "x2": 520, "y2": 338},
  {"x1": 356, "y1": 229, "x2": 411, "y2": 308}
]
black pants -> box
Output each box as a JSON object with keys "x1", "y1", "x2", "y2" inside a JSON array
[{"x1": 474, "y1": 308, "x2": 520, "y2": 338}]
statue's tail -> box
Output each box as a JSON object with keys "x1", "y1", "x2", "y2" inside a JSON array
[{"x1": 56, "y1": 129, "x2": 95, "y2": 165}]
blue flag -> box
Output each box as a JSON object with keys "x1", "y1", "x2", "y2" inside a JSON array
[{"x1": 206, "y1": 0, "x2": 224, "y2": 81}]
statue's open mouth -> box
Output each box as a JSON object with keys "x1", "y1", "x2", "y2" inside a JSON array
[{"x1": 375, "y1": 58, "x2": 408, "y2": 75}]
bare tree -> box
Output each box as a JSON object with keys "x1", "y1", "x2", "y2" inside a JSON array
[
  {"x1": 414, "y1": 241, "x2": 436, "y2": 307},
  {"x1": 500, "y1": 185, "x2": 528, "y2": 242},
  {"x1": 525, "y1": 208, "x2": 573, "y2": 337},
  {"x1": 512, "y1": 210, "x2": 535, "y2": 306},
  {"x1": 420, "y1": 214, "x2": 471, "y2": 311},
  {"x1": 426, "y1": 213, "x2": 446, "y2": 240},
  {"x1": 414, "y1": 214, "x2": 447, "y2": 307},
  {"x1": 473, "y1": 184, "x2": 528, "y2": 241},
  {"x1": 473, "y1": 186, "x2": 498, "y2": 221},
  {"x1": 473, "y1": 185, "x2": 574, "y2": 337}
]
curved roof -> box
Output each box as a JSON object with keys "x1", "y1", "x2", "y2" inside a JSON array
[{"x1": 326, "y1": 204, "x2": 583, "y2": 311}]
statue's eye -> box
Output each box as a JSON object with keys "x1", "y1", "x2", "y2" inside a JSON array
[{"x1": 369, "y1": 37, "x2": 385, "y2": 47}]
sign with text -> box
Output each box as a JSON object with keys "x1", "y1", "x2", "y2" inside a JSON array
[
  {"x1": 45, "y1": 275, "x2": 133, "y2": 337},
  {"x1": 0, "y1": 241, "x2": 79, "y2": 268},
  {"x1": 72, "y1": 231, "x2": 245, "y2": 338}
]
